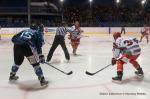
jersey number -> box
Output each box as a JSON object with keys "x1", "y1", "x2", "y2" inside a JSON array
[
  {"x1": 124, "y1": 40, "x2": 133, "y2": 46},
  {"x1": 20, "y1": 31, "x2": 33, "y2": 39}
]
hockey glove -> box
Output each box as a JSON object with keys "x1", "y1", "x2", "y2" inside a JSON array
[
  {"x1": 112, "y1": 58, "x2": 117, "y2": 65},
  {"x1": 113, "y1": 43, "x2": 118, "y2": 49},
  {"x1": 39, "y1": 55, "x2": 45, "y2": 64}
]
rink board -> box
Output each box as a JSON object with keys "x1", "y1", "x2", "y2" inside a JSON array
[{"x1": 0, "y1": 27, "x2": 142, "y2": 36}]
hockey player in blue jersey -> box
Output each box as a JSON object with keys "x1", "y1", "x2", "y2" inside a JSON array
[{"x1": 9, "y1": 24, "x2": 49, "y2": 86}]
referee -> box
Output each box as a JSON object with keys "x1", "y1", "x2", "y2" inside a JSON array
[{"x1": 46, "y1": 23, "x2": 72, "y2": 62}]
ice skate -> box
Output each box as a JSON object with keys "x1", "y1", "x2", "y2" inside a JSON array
[
  {"x1": 135, "y1": 68, "x2": 144, "y2": 78},
  {"x1": 9, "y1": 72, "x2": 19, "y2": 82},
  {"x1": 39, "y1": 77, "x2": 49, "y2": 86}
]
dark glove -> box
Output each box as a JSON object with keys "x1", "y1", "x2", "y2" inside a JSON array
[
  {"x1": 111, "y1": 58, "x2": 117, "y2": 65},
  {"x1": 39, "y1": 55, "x2": 45, "y2": 64},
  {"x1": 113, "y1": 43, "x2": 118, "y2": 49}
]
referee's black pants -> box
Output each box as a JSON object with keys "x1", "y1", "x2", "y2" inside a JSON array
[{"x1": 47, "y1": 35, "x2": 70, "y2": 62}]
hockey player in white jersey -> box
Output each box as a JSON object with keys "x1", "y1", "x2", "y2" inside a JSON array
[
  {"x1": 140, "y1": 26, "x2": 149, "y2": 44},
  {"x1": 111, "y1": 32, "x2": 144, "y2": 83},
  {"x1": 68, "y1": 21, "x2": 83, "y2": 55}
]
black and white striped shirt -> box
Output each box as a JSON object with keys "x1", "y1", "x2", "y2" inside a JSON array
[{"x1": 56, "y1": 26, "x2": 72, "y2": 37}]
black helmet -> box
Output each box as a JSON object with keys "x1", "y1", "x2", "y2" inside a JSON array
[
  {"x1": 61, "y1": 21, "x2": 67, "y2": 26},
  {"x1": 30, "y1": 24, "x2": 38, "y2": 30},
  {"x1": 38, "y1": 24, "x2": 44, "y2": 32}
]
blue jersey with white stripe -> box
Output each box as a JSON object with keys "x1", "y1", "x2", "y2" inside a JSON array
[{"x1": 12, "y1": 29, "x2": 43, "y2": 53}]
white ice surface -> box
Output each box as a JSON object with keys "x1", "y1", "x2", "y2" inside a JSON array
[{"x1": 0, "y1": 34, "x2": 150, "y2": 99}]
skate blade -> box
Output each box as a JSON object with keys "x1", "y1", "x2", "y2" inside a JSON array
[
  {"x1": 73, "y1": 54, "x2": 77, "y2": 56},
  {"x1": 112, "y1": 80, "x2": 122, "y2": 84},
  {"x1": 136, "y1": 75, "x2": 144, "y2": 79},
  {"x1": 40, "y1": 83, "x2": 49, "y2": 89},
  {"x1": 72, "y1": 54, "x2": 82, "y2": 56},
  {"x1": 41, "y1": 83, "x2": 49, "y2": 88},
  {"x1": 9, "y1": 80, "x2": 18, "y2": 84}
]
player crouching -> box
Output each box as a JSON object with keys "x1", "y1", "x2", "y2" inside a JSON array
[
  {"x1": 111, "y1": 32, "x2": 144, "y2": 84},
  {"x1": 68, "y1": 21, "x2": 83, "y2": 55},
  {"x1": 9, "y1": 24, "x2": 49, "y2": 86}
]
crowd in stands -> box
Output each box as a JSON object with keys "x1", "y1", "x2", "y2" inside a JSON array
[{"x1": 0, "y1": 4, "x2": 149, "y2": 27}]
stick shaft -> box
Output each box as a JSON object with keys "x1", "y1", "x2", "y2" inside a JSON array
[
  {"x1": 86, "y1": 64, "x2": 112, "y2": 75},
  {"x1": 45, "y1": 39, "x2": 52, "y2": 45},
  {"x1": 94, "y1": 64, "x2": 111, "y2": 74},
  {"x1": 45, "y1": 62, "x2": 68, "y2": 75}
]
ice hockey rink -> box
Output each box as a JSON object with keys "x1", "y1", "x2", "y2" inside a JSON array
[{"x1": 0, "y1": 32, "x2": 150, "y2": 99}]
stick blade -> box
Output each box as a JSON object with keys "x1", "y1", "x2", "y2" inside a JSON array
[
  {"x1": 67, "y1": 71, "x2": 73, "y2": 75},
  {"x1": 85, "y1": 71, "x2": 94, "y2": 76}
]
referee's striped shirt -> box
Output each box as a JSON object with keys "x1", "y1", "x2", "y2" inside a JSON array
[{"x1": 56, "y1": 26, "x2": 72, "y2": 37}]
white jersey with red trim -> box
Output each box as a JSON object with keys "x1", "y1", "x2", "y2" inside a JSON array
[
  {"x1": 113, "y1": 37, "x2": 141, "y2": 59},
  {"x1": 70, "y1": 25, "x2": 82, "y2": 39},
  {"x1": 141, "y1": 27, "x2": 150, "y2": 34}
]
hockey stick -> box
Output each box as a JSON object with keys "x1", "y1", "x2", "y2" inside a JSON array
[
  {"x1": 45, "y1": 62, "x2": 73, "y2": 75},
  {"x1": 45, "y1": 39, "x2": 52, "y2": 45},
  {"x1": 77, "y1": 35, "x2": 89, "y2": 38},
  {"x1": 85, "y1": 64, "x2": 111, "y2": 76}
]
